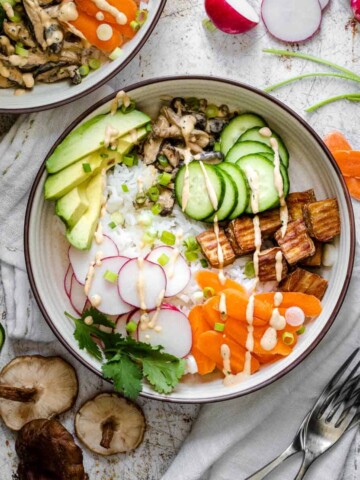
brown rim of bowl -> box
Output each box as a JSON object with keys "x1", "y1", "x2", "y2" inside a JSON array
[
  {"x1": 0, "y1": 1, "x2": 167, "y2": 115},
  {"x1": 24, "y1": 76, "x2": 356, "y2": 404}
]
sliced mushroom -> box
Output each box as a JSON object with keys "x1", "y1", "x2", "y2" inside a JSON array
[
  {"x1": 142, "y1": 134, "x2": 163, "y2": 165},
  {"x1": 3, "y1": 21, "x2": 36, "y2": 48},
  {"x1": 161, "y1": 143, "x2": 181, "y2": 168},
  {"x1": 206, "y1": 117, "x2": 229, "y2": 135},
  {"x1": 16, "y1": 419, "x2": 88, "y2": 480},
  {"x1": 190, "y1": 128, "x2": 210, "y2": 149},
  {"x1": 0, "y1": 35, "x2": 15, "y2": 56},
  {"x1": 36, "y1": 64, "x2": 81, "y2": 84},
  {"x1": 39, "y1": 0, "x2": 61, "y2": 6},
  {"x1": 0, "y1": 62, "x2": 25, "y2": 87},
  {"x1": 158, "y1": 187, "x2": 175, "y2": 216},
  {"x1": 0, "y1": 355, "x2": 78, "y2": 431},
  {"x1": 75, "y1": 393, "x2": 146, "y2": 456},
  {"x1": 152, "y1": 114, "x2": 181, "y2": 138},
  {"x1": 0, "y1": 75, "x2": 15, "y2": 88}
]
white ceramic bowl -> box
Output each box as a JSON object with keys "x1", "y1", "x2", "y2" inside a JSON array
[
  {"x1": 25, "y1": 77, "x2": 355, "y2": 403},
  {"x1": 0, "y1": 0, "x2": 165, "y2": 113}
]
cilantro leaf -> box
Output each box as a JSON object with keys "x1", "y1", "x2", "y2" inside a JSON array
[
  {"x1": 103, "y1": 353, "x2": 143, "y2": 400},
  {"x1": 82, "y1": 307, "x2": 115, "y2": 329},
  {"x1": 142, "y1": 356, "x2": 185, "y2": 394},
  {"x1": 72, "y1": 318, "x2": 103, "y2": 361}
]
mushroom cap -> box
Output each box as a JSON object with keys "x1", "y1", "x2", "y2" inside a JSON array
[
  {"x1": 0, "y1": 355, "x2": 78, "y2": 431},
  {"x1": 16, "y1": 418, "x2": 88, "y2": 480},
  {"x1": 75, "y1": 393, "x2": 146, "y2": 456}
]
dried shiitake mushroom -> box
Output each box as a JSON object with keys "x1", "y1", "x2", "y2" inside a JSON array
[
  {"x1": 0, "y1": 355, "x2": 78, "y2": 430},
  {"x1": 16, "y1": 419, "x2": 88, "y2": 480},
  {"x1": 75, "y1": 393, "x2": 146, "y2": 456}
]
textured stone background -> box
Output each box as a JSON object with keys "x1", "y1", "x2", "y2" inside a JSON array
[{"x1": 1, "y1": 0, "x2": 360, "y2": 478}]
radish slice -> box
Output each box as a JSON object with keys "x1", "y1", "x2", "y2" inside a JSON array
[
  {"x1": 261, "y1": 0, "x2": 322, "y2": 43},
  {"x1": 185, "y1": 355, "x2": 198, "y2": 374},
  {"x1": 351, "y1": 0, "x2": 360, "y2": 21},
  {"x1": 64, "y1": 264, "x2": 73, "y2": 298},
  {"x1": 126, "y1": 310, "x2": 142, "y2": 339},
  {"x1": 69, "y1": 235, "x2": 119, "y2": 285},
  {"x1": 118, "y1": 258, "x2": 167, "y2": 310},
  {"x1": 69, "y1": 274, "x2": 87, "y2": 315},
  {"x1": 88, "y1": 256, "x2": 133, "y2": 316},
  {"x1": 319, "y1": 0, "x2": 330, "y2": 9},
  {"x1": 115, "y1": 313, "x2": 130, "y2": 337},
  {"x1": 285, "y1": 307, "x2": 305, "y2": 327},
  {"x1": 138, "y1": 308, "x2": 192, "y2": 358},
  {"x1": 205, "y1": 0, "x2": 259, "y2": 34},
  {"x1": 146, "y1": 247, "x2": 191, "y2": 297}
]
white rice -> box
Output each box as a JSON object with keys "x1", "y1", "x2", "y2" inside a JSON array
[{"x1": 103, "y1": 162, "x2": 264, "y2": 315}]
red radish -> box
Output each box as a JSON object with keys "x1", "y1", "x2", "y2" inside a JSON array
[
  {"x1": 88, "y1": 256, "x2": 133, "y2": 316},
  {"x1": 261, "y1": 0, "x2": 322, "y2": 43},
  {"x1": 69, "y1": 274, "x2": 87, "y2": 315},
  {"x1": 118, "y1": 258, "x2": 167, "y2": 310},
  {"x1": 351, "y1": 0, "x2": 360, "y2": 21},
  {"x1": 115, "y1": 313, "x2": 131, "y2": 337},
  {"x1": 137, "y1": 308, "x2": 192, "y2": 358},
  {"x1": 161, "y1": 303, "x2": 181, "y2": 311},
  {"x1": 69, "y1": 235, "x2": 119, "y2": 285},
  {"x1": 285, "y1": 307, "x2": 305, "y2": 327},
  {"x1": 146, "y1": 246, "x2": 191, "y2": 297},
  {"x1": 319, "y1": 0, "x2": 330, "y2": 9},
  {"x1": 126, "y1": 310, "x2": 142, "y2": 339},
  {"x1": 64, "y1": 264, "x2": 73, "y2": 298},
  {"x1": 205, "y1": 0, "x2": 259, "y2": 34}
]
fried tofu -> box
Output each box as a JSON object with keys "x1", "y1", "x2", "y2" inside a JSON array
[
  {"x1": 197, "y1": 228, "x2": 236, "y2": 268},
  {"x1": 301, "y1": 240, "x2": 323, "y2": 267},
  {"x1": 286, "y1": 190, "x2": 316, "y2": 221},
  {"x1": 258, "y1": 247, "x2": 288, "y2": 282},
  {"x1": 226, "y1": 209, "x2": 282, "y2": 256},
  {"x1": 275, "y1": 219, "x2": 315, "y2": 265},
  {"x1": 280, "y1": 268, "x2": 328, "y2": 300},
  {"x1": 303, "y1": 198, "x2": 341, "y2": 242}
]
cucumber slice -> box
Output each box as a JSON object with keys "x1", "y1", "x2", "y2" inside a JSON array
[
  {"x1": 225, "y1": 141, "x2": 273, "y2": 164},
  {"x1": 0, "y1": 323, "x2": 5, "y2": 353},
  {"x1": 220, "y1": 113, "x2": 266, "y2": 156},
  {"x1": 217, "y1": 162, "x2": 249, "y2": 219},
  {"x1": 236, "y1": 154, "x2": 282, "y2": 213},
  {"x1": 175, "y1": 162, "x2": 225, "y2": 220},
  {"x1": 206, "y1": 169, "x2": 238, "y2": 222},
  {"x1": 239, "y1": 127, "x2": 289, "y2": 168},
  {"x1": 255, "y1": 153, "x2": 290, "y2": 197}
]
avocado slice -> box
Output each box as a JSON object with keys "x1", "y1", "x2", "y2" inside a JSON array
[
  {"x1": 117, "y1": 127, "x2": 148, "y2": 154},
  {"x1": 55, "y1": 183, "x2": 89, "y2": 228},
  {"x1": 66, "y1": 174, "x2": 104, "y2": 250},
  {"x1": 46, "y1": 110, "x2": 150, "y2": 174}
]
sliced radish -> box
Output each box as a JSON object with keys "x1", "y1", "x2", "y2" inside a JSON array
[
  {"x1": 205, "y1": 0, "x2": 259, "y2": 34},
  {"x1": 126, "y1": 310, "x2": 142, "y2": 339},
  {"x1": 319, "y1": 0, "x2": 330, "y2": 9},
  {"x1": 88, "y1": 256, "x2": 133, "y2": 316},
  {"x1": 285, "y1": 307, "x2": 305, "y2": 327},
  {"x1": 138, "y1": 307, "x2": 192, "y2": 358},
  {"x1": 115, "y1": 313, "x2": 131, "y2": 337},
  {"x1": 69, "y1": 274, "x2": 87, "y2": 315},
  {"x1": 64, "y1": 264, "x2": 73, "y2": 298},
  {"x1": 69, "y1": 235, "x2": 119, "y2": 285},
  {"x1": 161, "y1": 303, "x2": 181, "y2": 311},
  {"x1": 118, "y1": 258, "x2": 167, "y2": 310},
  {"x1": 261, "y1": 0, "x2": 322, "y2": 43},
  {"x1": 351, "y1": 0, "x2": 360, "y2": 21},
  {"x1": 146, "y1": 247, "x2": 191, "y2": 298}
]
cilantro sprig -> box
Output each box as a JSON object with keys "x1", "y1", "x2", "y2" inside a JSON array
[{"x1": 65, "y1": 308, "x2": 185, "y2": 400}]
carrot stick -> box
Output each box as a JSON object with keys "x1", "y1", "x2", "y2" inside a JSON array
[
  {"x1": 195, "y1": 270, "x2": 247, "y2": 295},
  {"x1": 203, "y1": 295, "x2": 267, "y2": 327},
  {"x1": 345, "y1": 177, "x2": 360, "y2": 201},
  {"x1": 188, "y1": 306, "x2": 216, "y2": 375},
  {"x1": 75, "y1": 0, "x2": 137, "y2": 25},
  {"x1": 255, "y1": 292, "x2": 322, "y2": 317},
  {"x1": 332, "y1": 150, "x2": 360, "y2": 177},
  {"x1": 323, "y1": 131, "x2": 352, "y2": 153}
]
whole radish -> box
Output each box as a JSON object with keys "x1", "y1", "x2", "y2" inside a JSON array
[
  {"x1": 351, "y1": 0, "x2": 360, "y2": 21},
  {"x1": 205, "y1": 0, "x2": 259, "y2": 34}
]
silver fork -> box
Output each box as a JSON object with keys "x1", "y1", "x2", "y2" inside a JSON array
[{"x1": 247, "y1": 348, "x2": 360, "y2": 480}]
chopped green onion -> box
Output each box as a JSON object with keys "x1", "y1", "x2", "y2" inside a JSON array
[
  {"x1": 109, "y1": 47, "x2": 122, "y2": 61},
  {"x1": 183, "y1": 236, "x2": 199, "y2": 252},
  {"x1": 282, "y1": 332, "x2": 295, "y2": 345},
  {"x1": 121, "y1": 184, "x2": 129, "y2": 192},
  {"x1": 9, "y1": 13, "x2": 21, "y2": 22},
  {"x1": 135, "y1": 192, "x2": 146, "y2": 205},
  {"x1": 100, "y1": 153, "x2": 109, "y2": 158},
  {"x1": 214, "y1": 141, "x2": 221, "y2": 152},
  {"x1": 15, "y1": 43, "x2": 28, "y2": 57},
  {"x1": 185, "y1": 251, "x2": 198, "y2": 262},
  {"x1": 146, "y1": 123, "x2": 152, "y2": 132},
  {"x1": 89, "y1": 58, "x2": 101, "y2": 70},
  {"x1": 82, "y1": 163, "x2": 92, "y2": 173},
  {"x1": 121, "y1": 100, "x2": 136, "y2": 113},
  {"x1": 108, "y1": 221, "x2": 117, "y2": 229},
  {"x1": 130, "y1": 20, "x2": 140, "y2": 31},
  {"x1": 157, "y1": 154, "x2": 169, "y2": 167},
  {"x1": 205, "y1": 104, "x2": 219, "y2": 118},
  {"x1": 157, "y1": 253, "x2": 170, "y2": 266},
  {"x1": 158, "y1": 172, "x2": 172, "y2": 186},
  {"x1": 160, "y1": 230, "x2": 176, "y2": 246},
  {"x1": 200, "y1": 259, "x2": 208, "y2": 268},
  {"x1": 203, "y1": 286, "x2": 215, "y2": 299},
  {"x1": 296, "y1": 325, "x2": 306, "y2": 335},
  {"x1": 148, "y1": 185, "x2": 160, "y2": 202},
  {"x1": 151, "y1": 203, "x2": 162, "y2": 215},
  {"x1": 142, "y1": 230, "x2": 157, "y2": 245},
  {"x1": 103, "y1": 270, "x2": 118, "y2": 283},
  {"x1": 126, "y1": 321, "x2": 137, "y2": 334},
  {"x1": 244, "y1": 261, "x2": 255, "y2": 279},
  {"x1": 123, "y1": 154, "x2": 135, "y2": 166},
  {"x1": 214, "y1": 322, "x2": 225, "y2": 332},
  {"x1": 110, "y1": 212, "x2": 124, "y2": 226},
  {"x1": 202, "y1": 18, "x2": 217, "y2": 32},
  {"x1": 79, "y1": 65, "x2": 89, "y2": 77},
  {"x1": 136, "y1": 9, "x2": 148, "y2": 24}
]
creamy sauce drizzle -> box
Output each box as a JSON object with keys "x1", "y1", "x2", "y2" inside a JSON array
[
  {"x1": 110, "y1": 90, "x2": 131, "y2": 115},
  {"x1": 104, "y1": 124, "x2": 119, "y2": 148},
  {"x1": 275, "y1": 250, "x2": 283, "y2": 282},
  {"x1": 269, "y1": 308, "x2": 286, "y2": 330},
  {"x1": 90, "y1": 294, "x2": 102, "y2": 307},
  {"x1": 270, "y1": 137, "x2": 288, "y2": 237},
  {"x1": 22, "y1": 73, "x2": 34, "y2": 89},
  {"x1": 213, "y1": 215, "x2": 226, "y2": 285},
  {"x1": 57, "y1": 2, "x2": 79, "y2": 22},
  {"x1": 96, "y1": 23, "x2": 113, "y2": 41},
  {"x1": 148, "y1": 289, "x2": 165, "y2": 330},
  {"x1": 259, "y1": 127, "x2": 272, "y2": 138},
  {"x1": 219, "y1": 293, "x2": 227, "y2": 320},
  {"x1": 96, "y1": 11, "x2": 105, "y2": 20},
  {"x1": 199, "y1": 161, "x2": 218, "y2": 211},
  {"x1": 260, "y1": 327, "x2": 277, "y2": 351},
  {"x1": 167, "y1": 230, "x2": 183, "y2": 279},
  {"x1": 137, "y1": 257, "x2": 146, "y2": 311},
  {"x1": 3, "y1": 2, "x2": 14, "y2": 18},
  {"x1": 90, "y1": 0, "x2": 127, "y2": 24},
  {"x1": 274, "y1": 292, "x2": 283, "y2": 307},
  {"x1": 252, "y1": 215, "x2": 261, "y2": 285}
]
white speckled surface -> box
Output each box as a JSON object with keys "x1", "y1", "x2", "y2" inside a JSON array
[{"x1": 1, "y1": 0, "x2": 360, "y2": 478}]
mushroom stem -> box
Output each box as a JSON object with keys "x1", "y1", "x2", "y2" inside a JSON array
[
  {"x1": 100, "y1": 418, "x2": 116, "y2": 449},
  {"x1": 0, "y1": 384, "x2": 37, "y2": 402}
]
